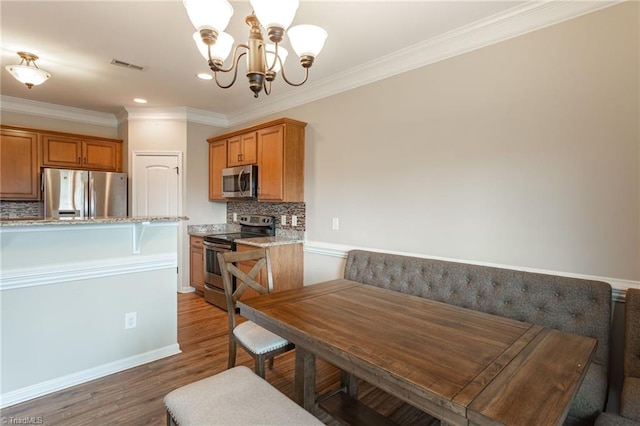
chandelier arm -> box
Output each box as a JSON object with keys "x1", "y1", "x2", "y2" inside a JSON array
[
  {"x1": 265, "y1": 43, "x2": 279, "y2": 73},
  {"x1": 264, "y1": 79, "x2": 271, "y2": 96},
  {"x1": 213, "y1": 51, "x2": 247, "y2": 89},
  {"x1": 279, "y1": 64, "x2": 310, "y2": 87},
  {"x1": 209, "y1": 44, "x2": 249, "y2": 74}
]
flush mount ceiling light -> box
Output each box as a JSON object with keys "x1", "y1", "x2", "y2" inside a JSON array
[
  {"x1": 5, "y1": 51, "x2": 51, "y2": 89},
  {"x1": 184, "y1": 0, "x2": 327, "y2": 98}
]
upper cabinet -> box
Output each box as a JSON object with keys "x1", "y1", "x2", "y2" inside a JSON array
[
  {"x1": 227, "y1": 132, "x2": 257, "y2": 167},
  {"x1": 257, "y1": 123, "x2": 305, "y2": 202},
  {"x1": 42, "y1": 133, "x2": 123, "y2": 171},
  {"x1": 0, "y1": 127, "x2": 40, "y2": 200},
  {"x1": 0, "y1": 125, "x2": 124, "y2": 201},
  {"x1": 209, "y1": 140, "x2": 228, "y2": 201},
  {"x1": 207, "y1": 118, "x2": 306, "y2": 202}
]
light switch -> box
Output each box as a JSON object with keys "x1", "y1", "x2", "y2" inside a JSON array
[
  {"x1": 281, "y1": 215, "x2": 287, "y2": 226},
  {"x1": 291, "y1": 215, "x2": 297, "y2": 227}
]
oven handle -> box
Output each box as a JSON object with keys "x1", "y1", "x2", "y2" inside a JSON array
[{"x1": 203, "y1": 241, "x2": 233, "y2": 250}]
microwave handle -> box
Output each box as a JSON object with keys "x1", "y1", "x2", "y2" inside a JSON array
[{"x1": 238, "y1": 169, "x2": 245, "y2": 196}]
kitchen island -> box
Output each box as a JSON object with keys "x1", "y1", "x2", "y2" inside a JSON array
[{"x1": 0, "y1": 216, "x2": 186, "y2": 408}]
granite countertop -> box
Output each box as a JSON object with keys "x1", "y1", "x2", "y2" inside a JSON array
[
  {"x1": 187, "y1": 223, "x2": 304, "y2": 246},
  {"x1": 187, "y1": 223, "x2": 240, "y2": 237},
  {"x1": 0, "y1": 216, "x2": 188, "y2": 227},
  {"x1": 235, "y1": 236, "x2": 304, "y2": 247}
]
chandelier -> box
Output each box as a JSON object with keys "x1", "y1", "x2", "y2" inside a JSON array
[
  {"x1": 5, "y1": 52, "x2": 51, "y2": 89},
  {"x1": 184, "y1": 0, "x2": 327, "y2": 98}
]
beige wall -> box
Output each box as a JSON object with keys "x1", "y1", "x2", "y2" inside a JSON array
[{"x1": 285, "y1": 1, "x2": 638, "y2": 282}]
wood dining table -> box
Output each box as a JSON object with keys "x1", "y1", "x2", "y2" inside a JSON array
[{"x1": 238, "y1": 279, "x2": 597, "y2": 426}]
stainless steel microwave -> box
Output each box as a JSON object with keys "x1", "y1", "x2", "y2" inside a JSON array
[{"x1": 222, "y1": 165, "x2": 258, "y2": 199}]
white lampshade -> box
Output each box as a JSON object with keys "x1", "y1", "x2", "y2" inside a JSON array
[
  {"x1": 265, "y1": 44, "x2": 288, "y2": 73},
  {"x1": 250, "y1": 0, "x2": 298, "y2": 30},
  {"x1": 5, "y1": 64, "x2": 50, "y2": 87},
  {"x1": 193, "y1": 31, "x2": 234, "y2": 62},
  {"x1": 287, "y1": 24, "x2": 328, "y2": 58},
  {"x1": 183, "y1": 0, "x2": 233, "y2": 33}
]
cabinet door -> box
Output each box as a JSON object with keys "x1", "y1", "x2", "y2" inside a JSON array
[
  {"x1": 236, "y1": 243, "x2": 303, "y2": 295},
  {"x1": 257, "y1": 125, "x2": 285, "y2": 201},
  {"x1": 0, "y1": 128, "x2": 40, "y2": 200},
  {"x1": 209, "y1": 140, "x2": 227, "y2": 201},
  {"x1": 240, "y1": 132, "x2": 257, "y2": 164},
  {"x1": 83, "y1": 138, "x2": 121, "y2": 171},
  {"x1": 227, "y1": 132, "x2": 257, "y2": 166},
  {"x1": 42, "y1": 134, "x2": 82, "y2": 168},
  {"x1": 190, "y1": 236, "x2": 205, "y2": 295}
]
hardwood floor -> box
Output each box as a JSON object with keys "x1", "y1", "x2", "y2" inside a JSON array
[{"x1": 1, "y1": 293, "x2": 437, "y2": 425}]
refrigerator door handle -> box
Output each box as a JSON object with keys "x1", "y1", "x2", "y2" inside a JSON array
[{"x1": 88, "y1": 176, "x2": 94, "y2": 217}]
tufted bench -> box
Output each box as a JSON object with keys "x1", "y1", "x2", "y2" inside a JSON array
[
  {"x1": 164, "y1": 366, "x2": 323, "y2": 425},
  {"x1": 344, "y1": 249, "x2": 612, "y2": 426}
]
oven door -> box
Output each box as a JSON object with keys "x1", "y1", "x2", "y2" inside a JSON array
[{"x1": 203, "y1": 241, "x2": 232, "y2": 310}]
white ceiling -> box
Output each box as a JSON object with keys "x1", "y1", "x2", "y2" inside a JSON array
[{"x1": 0, "y1": 1, "x2": 618, "y2": 126}]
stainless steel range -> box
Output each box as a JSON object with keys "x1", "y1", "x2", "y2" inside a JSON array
[{"x1": 203, "y1": 214, "x2": 275, "y2": 310}]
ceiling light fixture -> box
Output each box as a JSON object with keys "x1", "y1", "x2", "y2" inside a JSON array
[
  {"x1": 5, "y1": 51, "x2": 51, "y2": 89},
  {"x1": 184, "y1": 0, "x2": 327, "y2": 98}
]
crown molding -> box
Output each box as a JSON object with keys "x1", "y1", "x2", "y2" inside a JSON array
[
  {"x1": 229, "y1": 0, "x2": 622, "y2": 126},
  {"x1": 0, "y1": 95, "x2": 118, "y2": 128},
  {"x1": 120, "y1": 106, "x2": 228, "y2": 127},
  {"x1": 1, "y1": 1, "x2": 621, "y2": 128}
]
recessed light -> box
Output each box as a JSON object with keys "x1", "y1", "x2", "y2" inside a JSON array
[
  {"x1": 133, "y1": 98, "x2": 148, "y2": 104},
  {"x1": 197, "y1": 73, "x2": 213, "y2": 80}
]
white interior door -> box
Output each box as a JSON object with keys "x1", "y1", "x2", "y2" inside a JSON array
[
  {"x1": 132, "y1": 153, "x2": 181, "y2": 216},
  {"x1": 132, "y1": 151, "x2": 184, "y2": 292}
]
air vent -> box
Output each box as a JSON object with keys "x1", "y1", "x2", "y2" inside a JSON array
[{"x1": 110, "y1": 59, "x2": 144, "y2": 71}]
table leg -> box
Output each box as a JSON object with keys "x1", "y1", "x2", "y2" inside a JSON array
[
  {"x1": 340, "y1": 371, "x2": 358, "y2": 397},
  {"x1": 295, "y1": 346, "x2": 316, "y2": 412}
]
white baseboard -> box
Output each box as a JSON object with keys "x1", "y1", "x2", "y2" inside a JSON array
[
  {"x1": 303, "y1": 241, "x2": 640, "y2": 303},
  {"x1": 0, "y1": 344, "x2": 181, "y2": 409}
]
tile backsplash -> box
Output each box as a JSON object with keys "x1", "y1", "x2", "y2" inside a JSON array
[
  {"x1": 1, "y1": 201, "x2": 44, "y2": 219},
  {"x1": 226, "y1": 200, "x2": 305, "y2": 238}
]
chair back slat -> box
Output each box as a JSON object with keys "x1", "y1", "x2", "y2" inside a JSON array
[{"x1": 217, "y1": 248, "x2": 274, "y2": 329}]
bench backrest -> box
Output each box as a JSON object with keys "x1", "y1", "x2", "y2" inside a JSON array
[{"x1": 344, "y1": 250, "x2": 611, "y2": 369}]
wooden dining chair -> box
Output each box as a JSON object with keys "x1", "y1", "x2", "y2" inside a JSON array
[{"x1": 217, "y1": 248, "x2": 294, "y2": 378}]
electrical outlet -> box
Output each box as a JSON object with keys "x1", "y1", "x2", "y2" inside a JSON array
[
  {"x1": 332, "y1": 218, "x2": 339, "y2": 230},
  {"x1": 232, "y1": 212, "x2": 237, "y2": 222},
  {"x1": 291, "y1": 215, "x2": 297, "y2": 227},
  {"x1": 281, "y1": 215, "x2": 287, "y2": 226},
  {"x1": 125, "y1": 312, "x2": 137, "y2": 329}
]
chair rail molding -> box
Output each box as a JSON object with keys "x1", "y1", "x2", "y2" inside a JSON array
[{"x1": 303, "y1": 240, "x2": 639, "y2": 303}]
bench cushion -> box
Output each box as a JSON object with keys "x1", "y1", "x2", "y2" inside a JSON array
[{"x1": 164, "y1": 366, "x2": 323, "y2": 425}]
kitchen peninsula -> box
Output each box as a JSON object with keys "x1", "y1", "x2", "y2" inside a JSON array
[{"x1": 0, "y1": 216, "x2": 185, "y2": 407}]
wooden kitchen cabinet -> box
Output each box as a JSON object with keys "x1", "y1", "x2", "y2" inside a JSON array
[
  {"x1": 42, "y1": 133, "x2": 123, "y2": 171},
  {"x1": 207, "y1": 118, "x2": 306, "y2": 202},
  {"x1": 209, "y1": 140, "x2": 227, "y2": 201},
  {"x1": 227, "y1": 132, "x2": 257, "y2": 167},
  {"x1": 0, "y1": 126, "x2": 40, "y2": 200},
  {"x1": 236, "y1": 242, "x2": 303, "y2": 300},
  {"x1": 257, "y1": 121, "x2": 305, "y2": 202},
  {"x1": 189, "y1": 235, "x2": 205, "y2": 295}
]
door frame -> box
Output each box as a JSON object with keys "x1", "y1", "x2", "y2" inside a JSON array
[{"x1": 131, "y1": 150, "x2": 185, "y2": 292}]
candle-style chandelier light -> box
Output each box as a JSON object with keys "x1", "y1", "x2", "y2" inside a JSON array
[{"x1": 184, "y1": 0, "x2": 327, "y2": 98}]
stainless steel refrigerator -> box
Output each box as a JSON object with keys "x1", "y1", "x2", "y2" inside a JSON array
[{"x1": 43, "y1": 168, "x2": 127, "y2": 219}]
